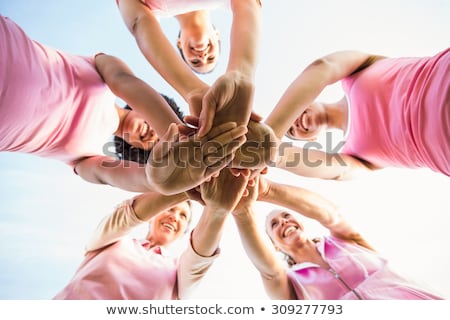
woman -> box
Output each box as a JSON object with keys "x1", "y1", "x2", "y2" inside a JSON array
[
  {"x1": 265, "y1": 49, "x2": 450, "y2": 179},
  {"x1": 117, "y1": 0, "x2": 263, "y2": 137},
  {"x1": 231, "y1": 176, "x2": 445, "y2": 299},
  {"x1": 0, "y1": 15, "x2": 247, "y2": 194},
  {"x1": 54, "y1": 165, "x2": 251, "y2": 299}
]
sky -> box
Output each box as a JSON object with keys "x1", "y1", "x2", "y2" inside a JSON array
[{"x1": 0, "y1": 0, "x2": 449, "y2": 301}]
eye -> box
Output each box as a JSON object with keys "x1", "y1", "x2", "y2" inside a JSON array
[
  {"x1": 207, "y1": 56, "x2": 216, "y2": 62},
  {"x1": 190, "y1": 59, "x2": 200, "y2": 66},
  {"x1": 271, "y1": 221, "x2": 278, "y2": 228}
]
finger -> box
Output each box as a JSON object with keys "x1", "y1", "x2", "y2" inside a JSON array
[
  {"x1": 200, "y1": 121, "x2": 240, "y2": 143},
  {"x1": 229, "y1": 168, "x2": 242, "y2": 177},
  {"x1": 198, "y1": 105, "x2": 216, "y2": 138},
  {"x1": 201, "y1": 125, "x2": 247, "y2": 150},
  {"x1": 203, "y1": 136, "x2": 246, "y2": 166},
  {"x1": 183, "y1": 115, "x2": 199, "y2": 128},
  {"x1": 204, "y1": 154, "x2": 234, "y2": 177},
  {"x1": 178, "y1": 123, "x2": 196, "y2": 137},
  {"x1": 250, "y1": 111, "x2": 264, "y2": 122}
]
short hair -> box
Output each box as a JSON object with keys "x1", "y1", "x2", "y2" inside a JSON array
[
  {"x1": 113, "y1": 94, "x2": 184, "y2": 164},
  {"x1": 177, "y1": 29, "x2": 221, "y2": 75}
]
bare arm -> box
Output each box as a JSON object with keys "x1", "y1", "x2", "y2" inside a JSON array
[
  {"x1": 232, "y1": 176, "x2": 296, "y2": 299},
  {"x1": 276, "y1": 144, "x2": 374, "y2": 180},
  {"x1": 227, "y1": 0, "x2": 262, "y2": 77},
  {"x1": 197, "y1": 0, "x2": 262, "y2": 136},
  {"x1": 95, "y1": 53, "x2": 183, "y2": 136},
  {"x1": 265, "y1": 51, "x2": 385, "y2": 138},
  {"x1": 75, "y1": 156, "x2": 154, "y2": 192},
  {"x1": 116, "y1": 0, "x2": 207, "y2": 101},
  {"x1": 259, "y1": 178, "x2": 375, "y2": 251}
]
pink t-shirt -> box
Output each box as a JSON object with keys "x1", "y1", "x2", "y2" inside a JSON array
[
  {"x1": 288, "y1": 236, "x2": 444, "y2": 300},
  {"x1": 0, "y1": 16, "x2": 118, "y2": 166},
  {"x1": 117, "y1": 0, "x2": 230, "y2": 18},
  {"x1": 341, "y1": 48, "x2": 450, "y2": 175},
  {"x1": 54, "y1": 198, "x2": 218, "y2": 300}
]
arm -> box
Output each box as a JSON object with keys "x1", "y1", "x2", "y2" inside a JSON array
[
  {"x1": 86, "y1": 191, "x2": 188, "y2": 252},
  {"x1": 265, "y1": 51, "x2": 385, "y2": 139},
  {"x1": 197, "y1": 0, "x2": 262, "y2": 136},
  {"x1": 232, "y1": 176, "x2": 296, "y2": 299},
  {"x1": 116, "y1": 0, "x2": 208, "y2": 101},
  {"x1": 75, "y1": 156, "x2": 153, "y2": 192},
  {"x1": 177, "y1": 168, "x2": 250, "y2": 299},
  {"x1": 95, "y1": 53, "x2": 183, "y2": 136},
  {"x1": 276, "y1": 144, "x2": 374, "y2": 180},
  {"x1": 258, "y1": 178, "x2": 375, "y2": 251}
]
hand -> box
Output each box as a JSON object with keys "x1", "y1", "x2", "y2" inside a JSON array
[
  {"x1": 185, "y1": 86, "x2": 209, "y2": 118},
  {"x1": 198, "y1": 71, "x2": 255, "y2": 137},
  {"x1": 233, "y1": 174, "x2": 260, "y2": 216},
  {"x1": 146, "y1": 122, "x2": 247, "y2": 195},
  {"x1": 230, "y1": 121, "x2": 279, "y2": 169},
  {"x1": 200, "y1": 168, "x2": 251, "y2": 213}
]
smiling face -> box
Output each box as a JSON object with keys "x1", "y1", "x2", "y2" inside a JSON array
[
  {"x1": 148, "y1": 201, "x2": 192, "y2": 247},
  {"x1": 121, "y1": 109, "x2": 159, "y2": 151},
  {"x1": 266, "y1": 210, "x2": 308, "y2": 254},
  {"x1": 286, "y1": 102, "x2": 328, "y2": 141},
  {"x1": 177, "y1": 29, "x2": 220, "y2": 74}
]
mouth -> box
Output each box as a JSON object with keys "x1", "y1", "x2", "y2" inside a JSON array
[
  {"x1": 282, "y1": 225, "x2": 297, "y2": 238},
  {"x1": 161, "y1": 222, "x2": 177, "y2": 232},
  {"x1": 299, "y1": 111, "x2": 309, "y2": 132},
  {"x1": 140, "y1": 123, "x2": 156, "y2": 141}
]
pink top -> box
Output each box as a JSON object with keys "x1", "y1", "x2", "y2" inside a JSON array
[
  {"x1": 53, "y1": 198, "x2": 218, "y2": 300},
  {"x1": 287, "y1": 236, "x2": 444, "y2": 300},
  {"x1": 0, "y1": 16, "x2": 118, "y2": 166},
  {"x1": 341, "y1": 48, "x2": 450, "y2": 176},
  {"x1": 117, "y1": 0, "x2": 230, "y2": 18}
]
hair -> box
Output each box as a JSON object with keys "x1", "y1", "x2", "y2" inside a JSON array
[
  {"x1": 177, "y1": 29, "x2": 221, "y2": 75},
  {"x1": 113, "y1": 94, "x2": 184, "y2": 164}
]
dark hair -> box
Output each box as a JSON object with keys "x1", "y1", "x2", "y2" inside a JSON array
[
  {"x1": 177, "y1": 29, "x2": 221, "y2": 75},
  {"x1": 113, "y1": 94, "x2": 184, "y2": 164}
]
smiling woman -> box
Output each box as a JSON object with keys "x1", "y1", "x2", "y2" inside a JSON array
[{"x1": 1, "y1": 0, "x2": 450, "y2": 303}]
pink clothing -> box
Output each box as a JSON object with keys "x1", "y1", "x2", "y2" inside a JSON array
[
  {"x1": 0, "y1": 16, "x2": 118, "y2": 166},
  {"x1": 54, "y1": 198, "x2": 218, "y2": 300},
  {"x1": 341, "y1": 48, "x2": 450, "y2": 176},
  {"x1": 123, "y1": 0, "x2": 230, "y2": 18},
  {"x1": 288, "y1": 236, "x2": 444, "y2": 300}
]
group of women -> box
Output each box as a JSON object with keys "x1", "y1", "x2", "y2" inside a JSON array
[{"x1": 1, "y1": 0, "x2": 448, "y2": 300}]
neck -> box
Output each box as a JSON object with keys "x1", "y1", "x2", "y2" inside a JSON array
[
  {"x1": 290, "y1": 239, "x2": 327, "y2": 267},
  {"x1": 176, "y1": 10, "x2": 211, "y2": 34},
  {"x1": 324, "y1": 97, "x2": 348, "y2": 132}
]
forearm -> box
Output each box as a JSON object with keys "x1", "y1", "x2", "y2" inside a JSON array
[
  {"x1": 233, "y1": 207, "x2": 293, "y2": 299},
  {"x1": 75, "y1": 156, "x2": 154, "y2": 192},
  {"x1": 259, "y1": 180, "x2": 339, "y2": 226},
  {"x1": 132, "y1": 191, "x2": 188, "y2": 221},
  {"x1": 118, "y1": 0, "x2": 206, "y2": 100},
  {"x1": 95, "y1": 54, "x2": 183, "y2": 135},
  {"x1": 227, "y1": 0, "x2": 262, "y2": 78},
  {"x1": 276, "y1": 145, "x2": 364, "y2": 180},
  {"x1": 191, "y1": 206, "x2": 229, "y2": 257}
]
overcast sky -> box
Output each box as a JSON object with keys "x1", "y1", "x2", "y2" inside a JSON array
[{"x1": 0, "y1": 0, "x2": 449, "y2": 300}]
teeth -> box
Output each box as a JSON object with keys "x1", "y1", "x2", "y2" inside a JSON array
[
  {"x1": 162, "y1": 223, "x2": 176, "y2": 232},
  {"x1": 141, "y1": 123, "x2": 149, "y2": 139},
  {"x1": 301, "y1": 111, "x2": 309, "y2": 132},
  {"x1": 283, "y1": 226, "x2": 297, "y2": 237}
]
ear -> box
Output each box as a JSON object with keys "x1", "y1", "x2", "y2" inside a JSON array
[{"x1": 176, "y1": 38, "x2": 181, "y2": 49}]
